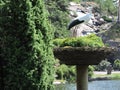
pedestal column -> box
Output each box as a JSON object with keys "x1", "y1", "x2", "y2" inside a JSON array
[{"x1": 76, "y1": 65, "x2": 88, "y2": 90}]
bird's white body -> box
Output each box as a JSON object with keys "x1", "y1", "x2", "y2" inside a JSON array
[
  {"x1": 68, "y1": 9, "x2": 94, "y2": 37},
  {"x1": 76, "y1": 11, "x2": 86, "y2": 17},
  {"x1": 76, "y1": 13, "x2": 92, "y2": 23}
]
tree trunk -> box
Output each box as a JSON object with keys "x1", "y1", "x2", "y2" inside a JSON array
[{"x1": 117, "y1": 0, "x2": 120, "y2": 23}]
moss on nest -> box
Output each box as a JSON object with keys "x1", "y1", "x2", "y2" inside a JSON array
[
  {"x1": 53, "y1": 47, "x2": 113, "y2": 65},
  {"x1": 53, "y1": 34, "x2": 105, "y2": 47}
]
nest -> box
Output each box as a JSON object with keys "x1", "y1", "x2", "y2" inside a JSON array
[{"x1": 53, "y1": 47, "x2": 114, "y2": 65}]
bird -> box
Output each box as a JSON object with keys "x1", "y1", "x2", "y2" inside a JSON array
[{"x1": 68, "y1": 9, "x2": 92, "y2": 30}]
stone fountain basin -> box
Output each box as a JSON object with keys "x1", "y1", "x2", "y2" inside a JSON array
[{"x1": 53, "y1": 47, "x2": 114, "y2": 65}]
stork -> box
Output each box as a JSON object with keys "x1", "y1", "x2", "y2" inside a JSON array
[{"x1": 68, "y1": 9, "x2": 92, "y2": 30}]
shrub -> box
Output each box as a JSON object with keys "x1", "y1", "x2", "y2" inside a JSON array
[
  {"x1": 96, "y1": 60, "x2": 111, "y2": 71},
  {"x1": 113, "y1": 59, "x2": 120, "y2": 70},
  {"x1": 102, "y1": 16, "x2": 112, "y2": 22},
  {"x1": 88, "y1": 65, "x2": 95, "y2": 78},
  {"x1": 55, "y1": 64, "x2": 76, "y2": 82}
]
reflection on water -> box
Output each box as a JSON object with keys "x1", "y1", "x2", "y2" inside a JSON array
[{"x1": 55, "y1": 80, "x2": 120, "y2": 90}]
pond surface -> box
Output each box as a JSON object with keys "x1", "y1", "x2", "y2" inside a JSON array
[{"x1": 55, "y1": 80, "x2": 120, "y2": 90}]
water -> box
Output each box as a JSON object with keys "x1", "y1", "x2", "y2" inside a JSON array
[{"x1": 55, "y1": 80, "x2": 120, "y2": 90}]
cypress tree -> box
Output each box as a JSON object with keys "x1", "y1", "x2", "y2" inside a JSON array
[{"x1": 0, "y1": 0, "x2": 55, "y2": 90}]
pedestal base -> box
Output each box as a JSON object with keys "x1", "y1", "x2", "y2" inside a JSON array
[{"x1": 76, "y1": 65, "x2": 88, "y2": 90}]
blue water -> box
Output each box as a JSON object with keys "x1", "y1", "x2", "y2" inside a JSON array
[{"x1": 55, "y1": 80, "x2": 120, "y2": 90}]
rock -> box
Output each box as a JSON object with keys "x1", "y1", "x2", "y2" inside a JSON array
[
  {"x1": 70, "y1": 23, "x2": 95, "y2": 37},
  {"x1": 68, "y1": 2, "x2": 114, "y2": 38}
]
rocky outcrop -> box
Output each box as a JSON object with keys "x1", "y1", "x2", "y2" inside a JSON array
[{"x1": 67, "y1": 2, "x2": 112, "y2": 37}]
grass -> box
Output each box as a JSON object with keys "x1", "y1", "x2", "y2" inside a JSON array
[{"x1": 92, "y1": 73, "x2": 120, "y2": 80}]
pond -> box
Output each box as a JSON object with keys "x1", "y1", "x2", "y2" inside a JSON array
[{"x1": 55, "y1": 80, "x2": 120, "y2": 90}]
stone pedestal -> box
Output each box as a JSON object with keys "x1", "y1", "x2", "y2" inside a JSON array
[
  {"x1": 77, "y1": 65, "x2": 88, "y2": 90},
  {"x1": 53, "y1": 47, "x2": 113, "y2": 90}
]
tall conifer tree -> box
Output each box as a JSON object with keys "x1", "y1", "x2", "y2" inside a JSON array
[{"x1": 0, "y1": 0, "x2": 55, "y2": 90}]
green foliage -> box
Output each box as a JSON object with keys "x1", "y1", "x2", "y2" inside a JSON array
[
  {"x1": 70, "y1": 0, "x2": 81, "y2": 3},
  {"x1": 45, "y1": 0, "x2": 70, "y2": 38},
  {"x1": 88, "y1": 65, "x2": 95, "y2": 78},
  {"x1": 102, "y1": 16, "x2": 113, "y2": 22},
  {"x1": 86, "y1": 0, "x2": 117, "y2": 15},
  {"x1": 113, "y1": 59, "x2": 120, "y2": 70},
  {"x1": 106, "y1": 23, "x2": 120, "y2": 39},
  {"x1": 52, "y1": 38, "x2": 66, "y2": 47},
  {"x1": 95, "y1": 60, "x2": 111, "y2": 71},
  {"x1": 53, "y1": 34, "x2": 105, "y2": 47},
  {"x1": 55, "y1": 64, "x2": 94, "y2": 82},
  {"x1": 56, "y1": 64, "x2": 76, "y2": 82},
  {"x1": 0, "y1": 0, "x2": 55, "y2": 90},
  {"x1": 100, "y1": 0, "x2": 117, "y2": 15}
]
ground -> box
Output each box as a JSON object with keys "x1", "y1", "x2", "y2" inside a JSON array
[
  {"x1": 94, "y1": 71, "x2": 120, "y2": 75},
  {"x1": 92, "y1": 71, "x2": 120, "y2": 80}
]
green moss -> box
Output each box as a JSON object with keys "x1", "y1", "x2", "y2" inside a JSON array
[{"x1": 53, "y1": 34, "x2": 105, "y2": 47}]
